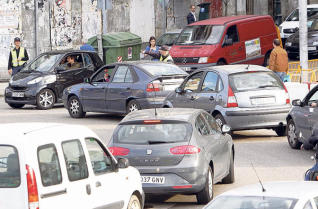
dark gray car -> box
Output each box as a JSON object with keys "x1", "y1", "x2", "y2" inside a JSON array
[
  {"x1": 108, "y1": 108, "x2": 234, "y2": 204},
  {"x1": 287, "y1": 85, "x2": 318, "y2": 150}
]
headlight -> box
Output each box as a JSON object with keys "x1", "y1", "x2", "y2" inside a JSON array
[
  {"x1": 198, "y1": 57, "x2": 208, "y2": 64},
  {"x1": 285, "y1": 42, "x2": 292, "y2": 47},
  {"x1": 27, "y1": 77, "x2": 42, "y2": 85},
  {"x1": 313, "y1": 42, "x2": 318, "y2": 46},
  {"x1": 9, "y1": 78, "x2": 13, "y2": 85}
]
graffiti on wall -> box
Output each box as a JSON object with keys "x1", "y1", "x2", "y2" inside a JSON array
[{"x1": 82, "y1": 0, "x2": 99, "y2": 42}]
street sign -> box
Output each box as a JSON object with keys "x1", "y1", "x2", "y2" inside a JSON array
[
  {"x1": 117, "y1": 56, "x2": 123, "y2": 63},
  {"x1": 128, "y1": 47, "x2": 132, "y2": 59}
]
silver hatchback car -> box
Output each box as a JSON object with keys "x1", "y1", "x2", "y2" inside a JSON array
[
  {"x1": 108, "y1": 108, "x2": 234, "y2": 204},
  {"x1": 163, "y1": 65, "x2": 291, "y2": 136}
]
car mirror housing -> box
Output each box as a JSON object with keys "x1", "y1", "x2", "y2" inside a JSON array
[
  {"x1": 222, "y1": 124, "x2": 231, "y2": 134},
  {"x1": 223, "y1": 38, "x2": 233, "y2": 47},
  {"x1": 117, "y1": 158, "x2": 130, "y2": 169},
  {"x1": 292, "y1": 99, "x2": 302, "y2": 106},
  {"x1": 175, "y1": 87, "x2": 183, "y2": 94},
  {"x1": 84, "y1": 77, "x2": 91, "y2": 83}
]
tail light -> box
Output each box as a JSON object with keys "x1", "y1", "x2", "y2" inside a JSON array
[
  {"x1": 108, "y1": 147, "x2": 130, "y2": 156},
  {"x1": 170, "y1": 145, "x2": 201, "y2": 155},
  {"x1": 283, "y1": 84, "x2": 290, "y2": 104},
  {"x1": 146, "y1": 82, "x2": 162, "y2": 92},
  {"x1": 143, "y1": 120, "x2": 161, "y2": 124},
  {"x1": 227, "y1": 85, "x2": 238, "y2": 107},
  {"x1": 26, "y1": 165, "x2": 39, "y2": 209}
]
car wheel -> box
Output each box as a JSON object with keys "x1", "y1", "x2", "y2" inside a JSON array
[
  {"x1": 67, "y1": 96, "x2": 86, "y2": 118},
  {"x1": 8, "y1": 103, "x2": 25, "y2": 109},
  {"x1": 36, "y1": 89, "x2": 55, "y2": 110},
  {"x1": 222, "y1": 151, "x2": 235, "y2": 184},
  {"x1": 274, "y1": 126, "x2": 287, "y2": 137},
  {"x1": 127, "y1": 194, "x2": 141, "y2": 209},
  {"x1": 127, "y1": 100, "x2": 141, "y2": 113},
  {"x1": 217, "y1": 60, "x2": 226, "y2": 65},
  {"x1": 263, "y1": 52, "x2": 271, "y2": 66},
  {"x1": 196, "y1": 166, "x2": 213, "y2": 204},
  {"x1": 287, "y1": 119, "x2": 302, "y2": 149},
  {"x1": 215, "y1": 113, "x2": 226, "y2": 128}
]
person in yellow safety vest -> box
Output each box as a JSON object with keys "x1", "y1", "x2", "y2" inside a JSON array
[
  {"x1": 159, "y1": 45, "x2": 173, "y2": 63},
  {"x1": 8, "y1": 37, "x2": 29, "y2": 76}
]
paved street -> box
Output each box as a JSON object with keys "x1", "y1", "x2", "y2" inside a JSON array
[{"x1": 0, "y1": 97, "x2": 315, "y2": 209}]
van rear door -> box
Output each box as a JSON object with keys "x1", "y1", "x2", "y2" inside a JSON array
[{"x1": 0, "y1": 145, "x2": 27, "y2": 209}]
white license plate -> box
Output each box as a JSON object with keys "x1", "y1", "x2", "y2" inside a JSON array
[
  {"x1": 12, "y1": 92, "x2": 24, "y2": 98},
  {"x1": 251, "y1": 97, "x2": 275, "y2": 105},
  {"x1": 308, "y1": 47, "x2": 317, "y2": 51},
  {"x1": 141, "y1": 176, "x2": 165, "y2": 184}
]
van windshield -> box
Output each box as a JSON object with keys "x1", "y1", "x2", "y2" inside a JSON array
[
  {"x1": 0, "y1": 145, "x2": 20, "y2": 188},
  {"x1": 175, "y1": 25, "x2": 224, "y2": 45},
  {"x1": 286, "y1": 8, "x2": 318, "y2": 21}
]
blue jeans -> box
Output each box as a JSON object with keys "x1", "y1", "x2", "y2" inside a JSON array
[
  {"x1": 274, "y1": 71, "x2": 287, "y2": 82},
  {"x1": 12, "y1": 66, "x2": 23, "y2": 76}
]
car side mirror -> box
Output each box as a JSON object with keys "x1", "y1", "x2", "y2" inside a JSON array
[
  {"x1": 223, "y1": 38, "x2": 233, "y2": 47},
  {"x1": 222, "y1": 124, "x2": 231, "y2": 134},
  {"x1": 55, "y1": 66, "x2": 65, "y2": 73},
  {"x1": 87, "y1": 64, "x2": 94, "y2": 71},
  {"x1": 84, "y1": 77, "x2": 91, "y2": 83},
  {"x1": 175, "y1": 87, "x2": 183, "y2": 94},
  {"x1": 292, "y1": 99, "x2": 302, "y2": 106},
  {"x1": 117, "y1": 158, "x2": 129, "y2": 169}
]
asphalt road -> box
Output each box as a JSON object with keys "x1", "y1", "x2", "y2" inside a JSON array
[{"x1": 0, "y1": 98, "x2": 315, "y2": 209}]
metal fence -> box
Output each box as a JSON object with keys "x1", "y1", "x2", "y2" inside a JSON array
[{"x1": 287, "y1": 60, "x2": 318, "y2": 83}]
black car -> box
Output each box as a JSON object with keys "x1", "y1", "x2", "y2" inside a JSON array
[
  {"x1": 63, "y1": 61, "x2": 188, "y2": 118},
  {"x1": 5, "y1": 50, "x2": 103, "y2": 109}
]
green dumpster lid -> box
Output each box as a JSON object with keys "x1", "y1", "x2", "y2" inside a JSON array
[{"x1": 88, "y1": 32, "x2": 142, "y2": 48}]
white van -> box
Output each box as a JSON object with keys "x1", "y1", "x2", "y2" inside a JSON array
[
  {"x1": 0, "y1": 123, "x2": 144, "y2": 209},
  {"x1": 280, "y1": 4, "x2": 318, "y2": 43}
]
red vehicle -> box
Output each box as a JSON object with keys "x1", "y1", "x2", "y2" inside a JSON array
[{"x1": 170, "y1": 15, "x2": 278, "y2": 71}]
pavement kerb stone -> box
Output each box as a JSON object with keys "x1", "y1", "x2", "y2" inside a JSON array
[{"x1": 0, "y1": 82, "x2": 8, "y2": 97}]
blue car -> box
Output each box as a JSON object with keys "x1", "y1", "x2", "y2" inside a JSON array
[{"x1": 63, "y1": 61, "x2": 188, "y2": 118}]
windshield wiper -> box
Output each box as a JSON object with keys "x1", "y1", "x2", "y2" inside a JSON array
[
  {"x1": 192, "y1": 41, "x2": 206, "y2": 45},
  {"x1": 258, "y1": 85, "x2": 279, "y2": 88}
]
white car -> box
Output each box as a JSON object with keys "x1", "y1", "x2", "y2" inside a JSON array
[
  {"x1": 280, "y1": 4, "x2": 318, "y2": 42},
  {"x1": 0, "y1": 123, "x2": 144, "y2": 209},
  {"x1": 203, "y1": 181, "x2": 318, "y2": 209}
]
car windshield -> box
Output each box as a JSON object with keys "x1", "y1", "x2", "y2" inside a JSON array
[
  {"x1": 22, "y1": 54, "x2": 62, "y2": 72},
  {"x1": 205, "y1": 196, "x2": 298, "y2": 209},
  {"x1": 157, "y1": 33, "x2": 180, "y2": 46},
  {"x1": 175, "y1": 25, "x2": 224, "y2": 45},
  {"x1": 113, "y1": 121, "x2": 192, "y2": 145},
  {"x1": 309, "y1": 20, "x2": 318, "y2": 31},
  {"x1": 0, "y1": 145, "x2": 20, "y2": 188},
  {"x1": 140, "y1": 64, "x2": 187, "y2": 76},
  {"x1": 229, "y1": 72, "x2": 284, "y2": 92},
  {"x1": 286, "y1": 8, "x2": 318, "y2": 21}
]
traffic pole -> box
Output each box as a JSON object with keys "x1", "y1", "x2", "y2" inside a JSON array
[{"x1": 299, "y1": 0, "x2": 308, "y2": 82}]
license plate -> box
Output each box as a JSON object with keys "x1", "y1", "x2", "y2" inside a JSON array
[
  {"x1": 12, "y1": 92, "x2": 24, "y2": 98},
  {"x1": 141, "y1": 176, "x2": 165, "y2": 184},
  {"x1": 251, "y1": 97, "x2": 275, "y2": 105},
  {"x1": 308, "y1": 46, "x2": 316, "y2": 51}
]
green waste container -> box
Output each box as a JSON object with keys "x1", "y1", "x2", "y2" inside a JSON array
[{"x1": 88, "y1": 32, "x2": 142, "y2": 64}]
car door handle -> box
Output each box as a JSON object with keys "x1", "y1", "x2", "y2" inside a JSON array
[
  {"x1": 40, "y1": 188, "x2": 67, "y2": 199},
  {"x1": 86, "y1": 184, "x2": 91, "y2": 195},
  {"x1": 209, "y1": 96, "x2": 215, "y2": 101},
  {"x1": 96, "y1": 181, "x2": 102, "y2": 187}
]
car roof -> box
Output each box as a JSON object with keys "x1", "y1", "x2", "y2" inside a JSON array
[
  {"x1": 43, "y1": 50, "x2": 96, "y2": 55},
  {"x1": 191, "y1": 15, "x2": 271, "y2": 26},
  {"x1": 120, "y1": 108, "x2": 203, "y2": 123},
  {"x1": 110, "y1": 60, "x2": 182, "y2": 69},
  {"x1": 163, "y1": 29, "x2": 182, "y2": 34},
  {"x1": 200, "y1": 64, "x2": 271, "y2": 75},
  {"x1": 308, "y1": 4, "x2": 318, "y2": 8},
  {"x1": 220, "y1": 181, "x2": 318, "y2": 199}
]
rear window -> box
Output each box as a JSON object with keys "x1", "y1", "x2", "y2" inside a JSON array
[
  {"x1": 229, "y1": 72, "x2": 284, "y2": 92},
  {"x1": 113, "y1": 121, "x2": 192, "y2": 145},
  {"x1": 140, "y1": 64, "x2": 187, "y2": 77},
  {"x1": 0, "y1": 145, "x2": 20, "y2": 188}
]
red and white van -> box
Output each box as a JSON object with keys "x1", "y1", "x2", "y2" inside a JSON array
[{"x1": 170, "y1": 15, "x2": 278, "y2": 71}]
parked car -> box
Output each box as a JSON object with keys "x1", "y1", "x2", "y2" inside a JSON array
[
  {"x1": 63, "y1": 61, "x2": 188, "y2": 118},
  {"x1": 170, "y1": 15, "x2": 278, "y2": 72},
  {"x1": 287, "y1": 85, "x2": 318, "y2": 150},
  {"x1": 163, "y1": 65, "x2": 291, "y2": 136},
  {"x1": 0, "y1": 123, "x2": 144, "y2": 209},
  {"x1": 5, "y1": 50, "x2": 103, "y2": 110},
  {"x1": 285, "y1": 16, "x2": 318, "y2": 59},
  {"x1": 108, "y1": 108, "x2": 234, "y2": 204},
  {"x1": 203, "y1": 181, "x2": 318, "y2": 209},
  {"x1": 280, "y1": 4, "x2": 318, "y2": 45},
  {"x1": 156, "y1": 29, "x2": 182, "y2": 49}
]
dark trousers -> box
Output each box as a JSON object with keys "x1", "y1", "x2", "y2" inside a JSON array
[{"x1": 12, "y1": 66, "x2": 24, "y2": 76}]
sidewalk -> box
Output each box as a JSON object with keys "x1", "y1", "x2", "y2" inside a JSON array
[{"x1": 0, "y1": 82, "x2": 8, "y2": 97}]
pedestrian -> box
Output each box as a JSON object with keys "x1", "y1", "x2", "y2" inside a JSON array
[
  {"x1": 187, "y1": 5, "x2": 196, "y2": 25},
  {"x1": 269, "y1": 39, "x2": 288, "y2": 82},
  {"x1": 159, "y1": 45, "x2": 173, "y2": 63},
  {"x1": 80, "y1": 40, "x2": 95, "y2": 52},
  {"x1": 8, "y1": 37, "x2": 29, "y2": 76},
  {"x1": 143, "y1": 36, "x2": 160, "y2": 61}
]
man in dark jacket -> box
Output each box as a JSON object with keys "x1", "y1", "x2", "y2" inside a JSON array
[{"x1": 187, "y1": 5, "x2": 196, "y2": 25}]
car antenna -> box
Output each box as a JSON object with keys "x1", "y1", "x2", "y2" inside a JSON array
[
  {"x1": 151, "y1": 81, "x2": 158, "y2": 117},
  {"x1": 251, "y1": 162, "x2": 266, "y2": 192}
]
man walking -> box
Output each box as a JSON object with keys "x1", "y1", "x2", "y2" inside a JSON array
[
  {"x1": 269, "y1": 39, "x2": 288, "y2": 81},
  {"x1": 8, "y1": 37, "x2": 29, "y2": 76},
  {"x1": 187, "y1": 5, "x2": 196, "y2": 25}
]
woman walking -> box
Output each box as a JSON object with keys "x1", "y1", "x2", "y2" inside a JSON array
[{"x1": 143, "y1": 36, "x2": 160, "y2": 61}]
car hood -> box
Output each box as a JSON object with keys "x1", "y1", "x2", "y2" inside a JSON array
[
  {"x1": 287, "y1": 30, "x2": 318, "y2": 45},
  {"x1": 10, "y1": 71, "x2": 49, "y2": 86},
  {"x1": 280, "y1": 21, "x2": 299, "y2": 29},
  {"x1": 170, "y1": 44, "x2": 218, "y2": 57}
]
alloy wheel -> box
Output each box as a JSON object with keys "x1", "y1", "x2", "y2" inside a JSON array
[
  {"x1": 129, "y1": 104, "x2": 139, "y2": 112},
  {"x1": 70, "y1": 99, "x2": 80, "y2": 115},
  {"x1": 215, "y1": 118, "x2": 223, "y2": 128},
  {"x1": 129, "y1": 199, "x2": 140, "y2": 209},
  {"x1": 39, "y1": 91, "x2": 54, "y2": 108},
  {"x1": 208, "y1": 169, "x2": 213, "y2": 198},
  {"x1": 288, "y1": 123, "x2": 297, "y2": 145}
]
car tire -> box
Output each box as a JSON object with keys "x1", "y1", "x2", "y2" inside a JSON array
[
  {"x1": 36, "y1": 89, "x2": 55, "y2": 110},
  {"x1": 217, "y1": 60, "x2": 226, "y2": 65},
  {"x1": 127, "y1": 100, "x2": 141, "y2": 113},
  {"x1": 263, "y1": 52, "x2": 271, "y2": 66},
  {"x1": 215, "y1": 113, "x2": 226, "y2": 128},
  {"x1": 127, "y1": 194, "x2": 141, "y2": 209},
  {"x1": 67, "y1": 96, "x2": 86, "y2": 118},
  {"x1": 8, "y1": 103, "x2": 25, "y2": 109},
  {"x1": 196, "y1": 166, "x2": 213, "y2": 204},
  {"x1": 274, "y1": 126, "x2": 287, "y2": 137},
  {"x1": 222, "y1": 151, "x2": 235, "y2": 184},
  {"x1": 287, "y1": 119, "x2": 302, "y2": 149}
]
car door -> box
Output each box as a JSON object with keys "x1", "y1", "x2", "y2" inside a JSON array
[
  {"x1": 195, "y1": 71, "x2": 222, "y2": 113},
  {"x1": 106, "y1": 65, "x2": 134, "y2": 113},
  {"x1": 82, "y1": 53, "x2": 96, "y2": 77},
  {"x1": 83, "y1": 137, "x2": 124, "y2": 209},
  {"x1": 223, "y1": 25, "x2": 245, "y2": 64},
  {"x1": 172, "y1": 71, "x2": 204, "y2": 108},
  {"x1": 307, "y1": 90, "x2": 318, "y2": 136}
]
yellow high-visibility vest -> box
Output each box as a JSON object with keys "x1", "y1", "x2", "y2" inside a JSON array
[
  {"x1": 11, "y1": 47, "x2": 26, "y2": 67},
  {"x1": 160, "y1": 54, "x2": 173, "y2": 62}
]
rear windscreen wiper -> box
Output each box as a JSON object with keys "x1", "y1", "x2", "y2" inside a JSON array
[
  {"x1": 147, "y1": 140, "x2": 171, "y2": 144},
  {"x1": 258, "y1": 85, "x2": 279, "y2": 88}
]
